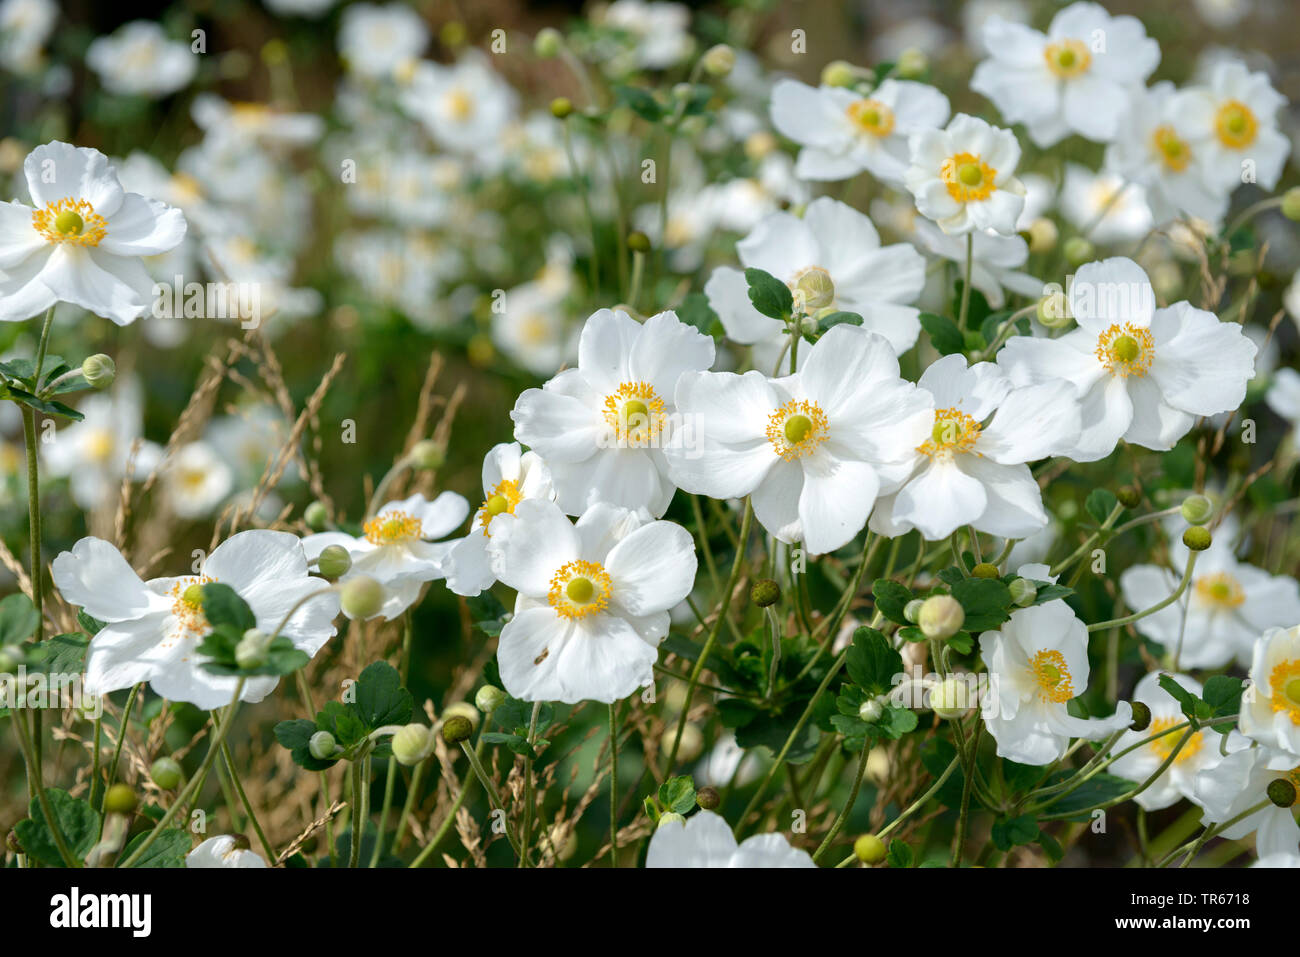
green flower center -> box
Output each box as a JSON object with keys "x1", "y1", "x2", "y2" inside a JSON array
[
  {"x1": 54, "y1": 210, "x2": 84, "y2": 235},
  {"x1": 565, "y1": 577, "x2": 595, "y2": 604},
  {"x1": 1110, "y1": 334, "x2": 1140, "y2": 363},
  {"x1": 958, "y1": 163, "x2": 984, "y2": 187},
  {"x1": 784, "y1": 414, "x2": 814, "y2": 445},
  {"x1": 486, "y1": 494, "x2": 510, "y2": 516}
]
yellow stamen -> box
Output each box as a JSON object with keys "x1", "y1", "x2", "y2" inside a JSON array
[
  {"x1": 602, "y1": 382, "x2": 666, "y2": 446},
  {"x1": 1193, "y1": 572, "x2": 1245, "y2": 609},
  {"x1": 941, "y1": 152, "x2": 997, "y2": 203},
  {"x1": 547, "y1": 559, "x2": 612, "y2": 620},
  {"x1": 1150, "y1": 716, "x2": 1204, "y2": 764},
  {"x1": 1028, "y1": 649, "x2": 1075, "y2": 703},
  {"x1": 1269, "y1": 659, "x2": 1300, "y2": 724},
  {"x1": 1043, "y1": 39, "x2": 1091, "y2": 78},
  {"x1": 917, "y1": 408, "x2": 981, "y2": 459},
  {"x1": 32, "y1": 198, "x2": 107, "y2": 247},
  {"x1": 846, "y1": 98, "x2": 895, "y2": 137},
  {"x1": 766, "y1": 399, "x2": 828, "y2": 461},
  {"x1": 1151, "y1": 125, "x2": 1192, "y2": 172},
  {"x1": 363, "y1": 510, "x2": 423, "y2": 545},
  {"x1": 479, "y1": 479, "x2": 522, "y2": 536},
  {"x1": 1214, "y1": 100, "x2": 1258, "y2": 149},
  {"x1": 167, "y1": 576, "x2": 215, "y2": 646},
  {"x1": 1095, "y1": 323, "x2": 1154, "y2": 377}
]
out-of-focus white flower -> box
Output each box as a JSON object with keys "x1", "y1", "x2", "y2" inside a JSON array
[
  {"x1": 904, "y1": 114, "x2": 1026, "y2": 235},
  {"x1": 1266, "y1": 367, "x2": 1300, "y2": 443},
  {"x1": 601, "y1": 0, "x2": 694, "y2": 70},
  {"x1": 1059, "y1": 164, "x2": 1154, "y2": 244},
  {"x1": 264, "y1": 0, "x2": 336, "y2": 17},
  {"x1": 1195, "y1": 60, "x2": 1290, "y2": 192},
  {"x1": 647, "y1": 810, "x2": 815, "y2": 868},
  {"x1": 400, "y1": 52, "x2": 517, "y2": 154},
  {"x1": 912, "y1": 220, "x2": 1043, "y2": 310},
  {"x1": 1195, "y1": 747, "x2": 1300, "y2": 858},
  {"x1": 0, "y1": 0, "x2": 56, "y2": 74},
  {"x1": 1240, "y1": 626, "x2": 1300, "y2": 757},
  {"x1": 339, "y1": 2, "x2": 428, "y2": 80},
  {"x1": 191, "y1": 94, "x2": 324, "y2": 151},
  {"x1": 163, "y1": 440, "x2": 235, "y2": 520},
  {"x1": 186, "y1": 835, "x2": 268, "y2": 868},
  {"x1": 86, "y1": 21, "x2": 197, "y2": 98},
  {"x1": 492, "y1": 266, "x2": 576, "y2": 376}
]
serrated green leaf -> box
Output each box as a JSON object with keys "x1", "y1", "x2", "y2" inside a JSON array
[{"x1": 744, "y1": 267, "x2": 793, "y2": 320}]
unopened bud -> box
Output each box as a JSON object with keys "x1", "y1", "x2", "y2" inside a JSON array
[
  {"x1": 304, "y1": 501, "x2": 329, "y2": 531},
  {"x1": 929, "y1": 676, "x2": 974, "y2": 719},
  {"x1": 340, "y1": 575, "x2": 385, "y2": 619},
  {"x1": 657, "y1": 812, "x2": 686, "y2": 828},
  {"x1": 475, "y1": 684, "x2": 507, "y2": 714},
  {"x1": 441, "y1": 714, "x2": 474, "y2": 745},
  {"x1": 392, "y1": 724, "x2": 433, "y2": 766},
  {"x1": 150, "y1": 756, "x2": 183, "y2": 790},
  {"x1": 858, "y1": 698, "x2": 883, "y2": 722},
  {"x1": 235, "y1": 628, "x2": 271, "y2": 670},
  {"x1": 409, "y1": 440, "x2": 444, "y2": 469},
  {"x1": 904, "y1": 599, "x2": 925, "y2": 624},
  {"x1": 81, "y1": 354, "x2": 116, "y2": 389},
  {"x1": 896, "y1": 47, "x2": 927, "y2": 78},
  {"x1": 1267, "y1": 778, "x2": 1297, "y2": 808},
  {"x1": 854, "y1": 833, "x2": 887, "y2": 864},
  {"x1": 972, "y1": 562, "x2": 999, "y2": 580},
  {"x1": 918, "y1": 595, "x2": 964, "y2": 640},
  {"x1": 627, "y1": 230, "x2": 651, "y2": 254},
  {"x1": 1026, "y1": 217, "x2": 1057, "y2": 255},
  {"x1": 1063, "y1": 236, "x2": 1095, "y2": 266},
  {"x1": 793, "y1": 267, "x2": 835, "y2": 311},
  {"x1": 308, "y1": 730, "x2": 337, "y2": 761},
  {"x1": 751, "y1": 578, "x2": 780, "y2": 608},
  {"x1": 702, "y1": 44, "x2": 735, "y2": 77},
  {"x1": 104, "y1": 783, "x2": 137, "y2": 815},
  {"x1": 316, "y1": 544, "x2": 352, "y2": 580},
  {"x1": 820, "y1": 60, "x2": 859, "y2": 88},
  {"x1": 1183, "y1": 527, "x2": 1212, "y2": 551},
  {"x1": 1128, "y1": 701, "x2": 1151, "y2": 732},
  {"x1": 696, "y1": 786, "x2": 720, "y2": 810},
  {"x1": 1037, "y1": 290, "x2": 1071, "y2": 328},
  {"x1": 1116, "y1": 486, "x2": 1142, "y2": 508},
  {"x1": 1008, "y1": 578, "x2": 1037, "y2": 607},
  {"x1": 444, "y1": 701, "x2": 481, "y2": 733},
  {"x1": 550, "y1": 96, "x2": 574, "y2": 119},
  {"x1": 1281, "y1": 187, "x2": 1300, "y2": 222},
  {"x1": 534, "y1": 27, "x2": 562, "y2": 58},
  {"x1": 1180, "y1": 494, "x2": 1213, "y2": 526}
]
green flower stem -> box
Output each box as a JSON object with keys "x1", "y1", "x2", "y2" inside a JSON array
[
  {"x1": 120, "y1": 678, "x2": 246, "y2": 867},
  {"x1": 812, "y1": 736, "x2": 872, "y2": 863},
  {"x1": 1160, "y1": 797, "x2": 1271, "y2": 869},
  {"x1": 1223, "y1": 196, "x2": 1285, "y2": 240},
  {"x1": 219, "y1": 737, "x2": 275, "y2": 861},
  {"x1": 519, "y1": 699, "x2": 542, "y2": 868},
  {"x1": 1087, "y1": 550, "x2": 1198, "y2": 633},
  {"x1": 956, "y1": 233, "x2": 974, "y2": 331},
  {"x1": 608, "y1": 700, "x2": 619, "y2": 867},
  {"x1": 408, "y1": 738, "x2": 485, "y2": 868},
  {"x1": 460, "y1": 738, "x2": 522, "y2": 858},
  {"x1": 368, "y1": 755, "x2": 398, "y2": 867},
  {"x1": 392, "y1": 757, "x2": 426, "y2": 850},
  {"x1": 348, "y1": 758, "x2": 364, "y2": 868},
  {"x1": 562, "y1": 120, "x2": 600, "y2": 291},
  {"x1": 665, "y1": 498, "x2": 752, "y2": 771},
  {"x1": 879, "y1": 755, "x2": 961, "y2": 841},
  {"x1": 951, "y1": 717, "x2": 980, "y2": 866},
  {"x1": 365, "y1": 454, "x2": 413, "y2": 518},
  {"x1": 96, "y1": 682, "x2": 141, "y2": 842},
  {"x1": 1036, "y1": 726, "x2": 1197, "y2": 821},
  {"x1": 1050, "y1": 502, "x2": 1125, "y2": 578},
  {"x1": 11, "y1": 702, "x2": 79, "y2": 866}
]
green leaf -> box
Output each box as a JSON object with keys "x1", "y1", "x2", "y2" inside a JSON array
[
  {"x1": 676, "y1": 292, "x2": 721, "y2": 335},
  {"x1": 466, "y1": 591, "x2": 507, "y2": 637},
  {"x1": 886, "y1": 839, "x2": 914, "y2": 868},
  {"x1": 1202, "y1": 675, "x2": 1244, "y2": 731},
  {"x1": 845, "y1": 627, "x2": 902, "y2": 697},
  {"x1": 5, "y1": 387, "x2": 84, "y2": 420},
  {"x1": 870, "y1": 579, "x2": 912, "y2": 625},
  {"x1": 991, "y1": 814, "x2": 1040, "y2": 851},
  {"x1": 199, "y1": 582, "x2": 257, "y2": 631},
  {"x1": 657, "y1": 776, "x2": 696, "y2": 815},
  {"x1": 354, "y1": 661, "x2": 414, "y2": 729},
  {"x1": 1085, "y1": 489, "x2": 1120, "y2": 526},
  {"x1": 1041, "y1": 772, "x2": 1135, "y2": 817},
  {"x1": 951, "y1": 577, "x2": 1013, "y2": 632},
  {"x1": 275, "y1": 718, "x2": 338, "y2": 771},
  {"x1": 14, "y1": 789, "x2": 99, "y2": 866},
  {"x1": 1157, "y1": 674, "x2": 1204, "y2": 722},
  {"x1": 118, "y1": 828, "x2": 189, "y2": 867},
  {"x1": 0, "y1": 593, "x2": 39, "y2": 644},
  {"x1": 29, "y1": 632, "x2": 90, "y2": 676},
  {"x1": 743, "y1": 267, "x2": 793, "y2": 320},
  {"x1": 614, "y1": 84, "x2": 664, "y2": 121},
  {"x1": 815, "y1": 311, "x2": 863, "y2": 333},
  {"x1": 919, "y1": 312, "x2": 964, "y2": 355},
  {"x1": 76, "y1": 609, "x2": 106, "y2": 635}
]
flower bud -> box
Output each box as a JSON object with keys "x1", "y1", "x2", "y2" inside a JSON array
[
  {"x1": 104, "y1": 783, "x2": 137, "y2": 815},
  {"x1": 1026, "y1": 217, "x2": 1057, "y2": 255},
  {"x1": 929, "y1": 676, "x2": 974, "y2": 719},
  {"x1": 858, "y1": 698, "x2": 883, "y2": 722},
  {"x1": 441, "y1": 714, "x2": 474, "y2": 745},
  {"x1": 475, "y1": 684, "x2": 507, "y2": 714},
  {"x1": 793, "y1": 267, "x2": 835, "y2": 311},
  {"x1": 701, "y1": 44, "x2": 735, "y2": 77},
  {"x1": 1128, "y1": 701, "x2": 1151, "y2": 733},
  {"x1": 1180, "y1": 494, "x2": 1214, "y2": 526},
  {"x1": 854, "y1": 833, "x2": 887, "y2": 864},
  {"x1": 657, "y1": 812, "x2": 686, "y2": 828},
  {"x1": 1063, "y1": 236, "x2": 1095, "y2": 266},
  {"x1": 972, "y1": 562, "x2": 999, "y2": 580},
  {"x1": 533, "y1": 27, "x2": 562, "y2": 58},
  {"x1": 1182, "y1": 527, "x2": 1212, "y2": 551},
  {"x1": 1116, "y1": 485, "x2": 1142, "y2": 508},
  {"x1": 627, "y1": 230, "x2": 651, "y2": 254},
  {"x1": 340, "y1": 575, "x2": 385, "y2": 619},
  {"x1": 820, "y1": 60, "x2": 859, "y2": 88},
  {"x1": 1281, "y1": 186, "x2": 1300, "y2": 222},
  {"x1": 392, "y1": 724, "x2": 433, "y2": 766},
  {"x1": 150, "y1": 756, "x2": 183, "y2": 790},
  {"x1": 81, "y1": 354, "x2": 116, "y2": 389},
  {"x1": 409, "y1": 440, "x2": 445, "y2": 470},
  {"x1": 896, "y1": 47, "x2": 927, "y2": 78},
  {"x1": 308, "y1": 730, "x2": 337, "y2": 761},
  {"x1": 444, "y1": 701, "x2": 481, "y2": 733},
  {"x1": 1036, "y1": 290, "x2": 1072, "y2": 329},
  {"x1": 696, "y1": 786, "x2": 720, "y2": 811},
  {"x1": 550, "y1": 96, "x2": 574, "y2": 119},
  {"x1": 235, "y1": 628, "x2": 272, "y2": 670},
  {"x1": 1267, "y1": 778, "x2": 1297, "y2": 808},
  {"x1": 918, "y1": 595, "x2": 964, "y2": 640},
  {"x1": 1008, "y1": 578, "x2": 1037, "y2": 607},
  {"x1": 304, "y1": 501, "x2": 329, "y2": 531},
  {"x1": 904, "y1": 598, "x2": 925, "y2": 624},
  {"x1": 750, "y1": 578, "x2": 781, "y2": 608},
  {"x1": 316, "y1": 544, "x2": 352, "y2": 580}
]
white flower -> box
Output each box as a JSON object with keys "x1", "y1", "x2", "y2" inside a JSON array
[
  {"x1": 1103, "y1": 82, "x2": 1230, "y2": 228},
  {"x1": 997, "y1": 257, "x2": 1257, "y2": 462},
  {"x1": 191, "y1": 94, "x2": 324, "y2": 151},
  {"x1": 1266, "y1": 367, "x2": 1300, "y2": 443},
  {"x1": 492, "y1": 264, "x2": 576, "y2": 376},
  {"x1": 185, "y1": 835, "x2": 268, "y2": 868},
  {"x1": 302, "y1": 492, "x2": 469, "y2": 621},
  {"x1": 511, "y1": 308, "x2": 715, "y2": 518},
  {"x1": 51, "y1": 531, "x2": 340, "y2": 709},
  {"x1": 445, "y1": 443, "x2": 555, "y2": 597},
  {"x1": 41, "y1": 377, "x2": 162, "y2": 512},
  {"x1": 979, "y1": 599, "x2": 1133, "y2": 765},
  {"x1": 163, "y1": 440, "x2": 234, "y2": 520},
  {"x1": 205, "y1": 403, "x2": 294, "y2": 489},
  {"x1": 0, "y1": 0, "x2": 56, "y2": 74},
  {"x1": 486, "y1": 499, "x2": 696, "y2": 704},
  {"x1": 1240, "y1": 626, "x2": 1300, "y2": 758},
  {"x1": 646, "y1": 810, "x2": 815, "y2": 868},
  {"x1": 707, "y1": 197, "x2": 928, "y2": 357},
  {"x1": 667, "y1": 326, "x2": 932, "y2": 555},
  {"x1": 769, "y1": 78, "x2": 950, "y2": 184},
  {"x1": 911, "y1": 220, "x2": 1043, "y2": 310},
  {"x1": 1109, "y1": 672, "x2": 1248, "y2": 811},
  {"x1": 264, "y1": 0, "x2": 336, "y2": 17},
  {"x1": 338, "y1": 2, "x2": 428, "y2": 79},
  {"x1": 1196, "y1": 60, "x2": 1290, "y2": 192},
  {"x1": 1120, "y1": 543, "x2": 1300, "y2": 670},
  {"x1": 1194, "y1": 747, "x2": 1300, "y2": 858},
  {"x1": 0, "y1": 142, "x2": 188, "y2": 323},
  {"x1": 86, "y1": 21, "x2": 197, "y2": 99},
  {"x1": 904, "y1": 114, "x2": 1026, "y2": 235},
  {"x1": 400, "y1": 52, "x2": 517, "y2": 154},
  {"x1": 971, "y1": 2, "x2": 1159, "y2": 147},
  {"x1": 1058, "y1": 164, "x2": 1153, "y2": 245},
  {"x1": 869, "y1": 354, "x2": 1080, "y2": 541},
  {"x1": 601, "y1": 0, "x2": 693, "y2": 70}
]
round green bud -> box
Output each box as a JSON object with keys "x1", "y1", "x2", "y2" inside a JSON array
[
  {"x1": 854, "y1": 833, "x2": 887, "y2": 864},
  {"x1": 858, "y1": 698, "x2": 883, "y2": 722},
  {"x1": 1280, "y1": 186, "x2": 1300, "y2": 222},
  {"x1": 316, "y1": 544, "x2": 352, "y2": 580},
  {"x1": 104, "y1": 783, "x2": 137, "y2": 815},
  {"x1": 1036, "y1": 290, "x2": 1072, "y2": 329},
  {"x1": 794, "y1": 267, "x2": 835, "y2": 311},
  {"x1": 1008, "y1": 578, "x2": 1037, "y2": 607},
  {"x1": 475, "y1": 684, "x2": 507, "y2": 714},
  {"x1": 627, "y1": 230, "x2": 651, "y2": 254},
  {"x1": 1128, "y1": 701, "x2": 1151, "y2": 733},
  {"x1": 1267, "y1": 778, "x2": 1297, "y2": 808},
  {"x1": 392, "y1": 724, "x2": 433, "y2": 766},
  {"x1": 1116, "y1": 485, "x2": 1142, "y2": 508},
  {"x1": 444, "y1": 701, "x2": 481, "y2": 733},
  {"x1": 81, "y1": 354, "x2": 116, "y2": 389},
  {"x1": 1063, "y1": 236, "x2": 1095, "y2": 267},
  {"x1": 409, "y1": 439, "x2": 445, "y2": 470},
  {"x1": 441, "y1": 714, "x2": 474, "y2": 745},
  {"x1": 702, "y1": 44, "x2": 735, "y2": 77},
  {"x1": 918, "y1": 595, "x2": 965, "y2": 640},
  {"x1": 308, "y1": 730, "x2": 337, "y2": 761},
  {"x1": 304, "y1": 501, "x2": 329, "y2": 532},
  {"x1": 235, "y1": 628, "x2": 271, "y2": 670},
  {"x1": 896, "y1": 47, "x2": 927, "y2": 78},
  {"x1": 820, "y1": 60, "x2": 858, "y2": 88},
  {"x1": 550, "y1": 96, "x2": 574, "y2": 119},
  {"x1": 657, "y1": 812, "x2": 686, "y2": 828},
  {"x1": 1180, "y1": 493, "x2": 1214, "y2": 526},
  {"x1": 696, "y1": 786, "x2": 720, "y2": 811},
  {"x1": 533, "y1": 27, "x2": 563, "y2": 58},
  {"x1": 1026, "y1": 217, "x2": 1058, "y2": 255},
  {"x1": 340, "y1": 575, "x2": 385, "y2": 619},
  {"x1": 972, "y1": 562, "x2": 999, "y2": 580},
  {"x1": 903, "y1": 598, "x2": 925, "y2": 624},
  {"x1": 0, "y1": 644, "x2": 22, "y2": 674},
  {"x1": 750, "y1": 578, "x2": 781, "y2": 608},
  {"x1": 150, "y1": 756, "x2": 183, "y2": 790},
  {"x1": 1182, "y1": 526, "x2": 1212, "y2": 551},
  {"x1": 929, "y1": 676, "x2": 974, "y2": 719}
]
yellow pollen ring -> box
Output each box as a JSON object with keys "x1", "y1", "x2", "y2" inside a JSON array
[
  {"x1": 1269, "y1": 659, "x2": 1300, "y2": 724},
  {"x1": 168, "y1": 575, "x2": 216, "y2": 645},
  {"x1": 479, "y1": 479, "x2": 523, "y2": 536},
  {"x1": 1214, "y1": 100, "x2": 1258, "y2": 149},
  {"x1": 1150, "y1": 716, "x2": 1204, "y2": 763},
  {"x1": 33, "y1": 198, "x2": 108, "y2": 247},
  {"x1": 1095, "y1": 323, "x2": 1154, "y2": 377},
  {"x1": 1193, "y1": 572, "x2": 1245, "y2": 609},
  {"x1": 766, "y1": 399, "x2": 828, "y2": 461},
  {"x1": 1028, "y1": 649, "x2": 1075, "y2": 703},
  {"x1": 917, "y1": 408, "x2": 981, "y2": 459},
  {"x1": 1043, "y1": 38, "x2": 1092, "y2": 78},
  {"x1": 603, "y1": 381, "x2": 666, "y2": 446},
  {"x1": 1151, "y1": 125, "x2": 1192, "y2": 172},
  {"x1": 548, "y1": 559, "x2": 612, "y2": 620},
  {"x1": 364, "y1": 510, "x2": 424, "y2": 546},
  {"x1": 846, "y1": 98, "x2": 895, "y2": 137},
  {"x1": 941, "y1": 152, "x2": 997, "y2": 202}
]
